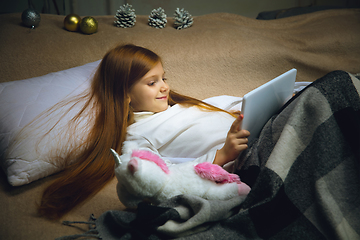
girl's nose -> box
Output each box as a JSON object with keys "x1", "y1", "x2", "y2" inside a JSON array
[{"x1": 160, "y1": 81, "x2": 169, "y2": 92}]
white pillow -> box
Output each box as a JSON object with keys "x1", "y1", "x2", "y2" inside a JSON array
[{"x1": 0, "y1": 60, "x2": 100, "y2": 186}]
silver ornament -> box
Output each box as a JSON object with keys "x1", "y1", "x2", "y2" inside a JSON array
[{"x1": 21, "y1": 8, "x2": 41, "y2": 28}]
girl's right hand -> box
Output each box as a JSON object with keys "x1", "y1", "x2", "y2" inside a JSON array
[{"x1": 213, "y1": 114, "x2": 250, "y2": 166}]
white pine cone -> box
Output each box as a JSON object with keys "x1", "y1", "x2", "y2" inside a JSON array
[
  {"x1": 148, "y1": 7, "x2": 167, "y2": 29},
  {"x1": 173, "y1": 8, "x2": 193, "y2": 30},
  {"x1": 114, "y1": 3, "x2": 136, "y2": 28}
]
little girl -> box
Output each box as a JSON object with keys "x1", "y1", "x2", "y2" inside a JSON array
[{"x1": 38, "y1": 44, "x2": 249, "y2": 219}]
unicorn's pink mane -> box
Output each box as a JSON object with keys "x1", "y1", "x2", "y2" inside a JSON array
[
  {"x1": 194, "y1": 162, "x2": 241, "y2": 184},
  {"x1": 131, "y1": 150, "x2": 170, "y2": 174}
]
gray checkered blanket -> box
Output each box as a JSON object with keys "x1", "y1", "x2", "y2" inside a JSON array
[{"x1": 57, "y1": 71, "x2": 360, "y2": 240}]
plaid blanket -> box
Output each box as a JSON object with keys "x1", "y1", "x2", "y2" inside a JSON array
[{"x1": 57, "y1": 71, "x2": 360, "y2": 240}]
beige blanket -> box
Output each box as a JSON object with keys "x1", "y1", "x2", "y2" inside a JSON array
[{"x1": 0, "y1": 9, "x2": 359, "y2": 239}]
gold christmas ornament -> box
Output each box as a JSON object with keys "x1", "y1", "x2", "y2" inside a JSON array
[
  {"x1": 64, "y1": 13, "x2": 81, "y2": 32},
  {"x1": 79, "y1": 16, "x2": 98, "y2": 34}
]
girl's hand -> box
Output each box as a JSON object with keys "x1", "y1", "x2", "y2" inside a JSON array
[
  {"x1": 213, "y1": 114, "x2": 250, "y2": 166},
  {"x1": 229, "y1": 110, "x2": 241, "y2": 117}
]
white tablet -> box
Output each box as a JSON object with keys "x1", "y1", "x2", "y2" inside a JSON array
[{"x1": 240, "y1": 69, "x2": 297, "y2": 141}]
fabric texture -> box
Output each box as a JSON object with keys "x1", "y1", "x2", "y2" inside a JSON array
[
  {"x1": 122, "y1": 96, "x2": 241, "y2": 165},
  {"x1": 0, "y1": 61, "x2": 100, "y2": 186},
  {"x1": 58, "y1": 71, "x2": 360, "y2": 239},
  {"x1": 0, "y1": 9, "x2": 360, "y2": 240},
  {"x1": 233, "y1": 70, "x2": 360, "y2": 239}
]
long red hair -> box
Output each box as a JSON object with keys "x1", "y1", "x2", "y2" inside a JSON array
[{"x1": 38, "y1": 44, "x2": 232, "y2": 219}]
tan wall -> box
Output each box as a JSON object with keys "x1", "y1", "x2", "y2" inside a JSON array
[{"x1": 2, "y1": 0, "x2": 355, "y2": 18}]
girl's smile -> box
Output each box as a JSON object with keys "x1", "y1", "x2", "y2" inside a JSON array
[{"x1": 156, "y1": 96, "x2": 168, "y2": 100}]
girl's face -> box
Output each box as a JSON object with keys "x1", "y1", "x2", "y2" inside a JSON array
[{"x1": 129, "y1": 62, "x2": 170, "y2": 112}]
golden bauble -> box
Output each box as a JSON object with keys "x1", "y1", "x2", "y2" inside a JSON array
[
  {"x1": 64, "y1": 13, "x2": 81, "y2": 32},
  {"x1": 79, "y1": 16, "x2": 98, "y2": 34}
]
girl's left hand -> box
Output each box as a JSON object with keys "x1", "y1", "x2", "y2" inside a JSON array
[
  {"x1": 229, "y1": 110, "x2": 241, "y2": 117},
  {"x1": 213, "y1": 114, "x2": 250, "y2": 166}
]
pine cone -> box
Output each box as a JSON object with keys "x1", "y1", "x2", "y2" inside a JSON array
[
  {"x1": 114, "y1": 3, "x2": 136, "y2": 28},
  {"x1": 148, "y1": 7, "x2": 167, "y2": 29},
  {"x1": 173, "y1": 8, "x2": 193, "y2": 30}
]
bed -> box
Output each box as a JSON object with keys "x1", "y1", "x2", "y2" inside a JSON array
[{"x1": 0, "y1": 9, "x2": 359, "y2": 239}]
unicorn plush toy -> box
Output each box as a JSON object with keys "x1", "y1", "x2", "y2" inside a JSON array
[{"x1": 110, "y1": 148, "x2": 251, "y2": 209}]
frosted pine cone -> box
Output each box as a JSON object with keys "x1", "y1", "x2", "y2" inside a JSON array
[
  {"x1": 114, "y1": 3, "x2": 136, "y2": 28},
  {"x1": 173, "y1": 8, "x2": 193, "y2": 30},
  {"x1": 148, "y1": 7, "x2": 167, "y2": 29}
]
